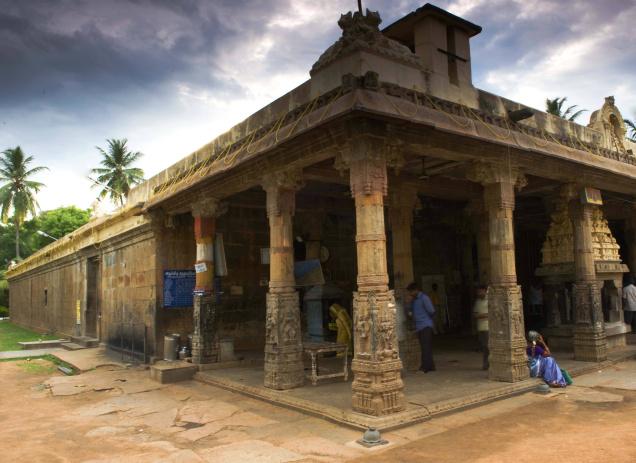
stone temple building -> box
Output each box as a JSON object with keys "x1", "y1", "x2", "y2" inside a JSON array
[{"x1": 7, "y1": 4, "x2": 636, "y2": 419}]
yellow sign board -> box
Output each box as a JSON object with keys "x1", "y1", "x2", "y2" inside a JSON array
[{"x1": 76, "y1": 300, "x2": 81, "y2": 325}]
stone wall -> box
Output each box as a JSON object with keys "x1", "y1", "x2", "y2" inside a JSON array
[
  {"x1": 9, "y1": 258, "x2": 84, "y2": 337},
  {"x1": 99, "y1": 227, "x2": 157, "y2": 356}
]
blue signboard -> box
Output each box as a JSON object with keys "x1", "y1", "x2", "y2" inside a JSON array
[{"x1": 164, "y1": 270, "x2": 196, "y2": 308}]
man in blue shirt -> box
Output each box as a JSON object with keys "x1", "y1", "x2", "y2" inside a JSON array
[{"x1": 406, "y1": 282, "x2": 436, "y2": 372}]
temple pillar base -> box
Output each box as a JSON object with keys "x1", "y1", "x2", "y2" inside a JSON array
[
  {"x1": 192, "y1": 294, "x2": 218, "y2": 364},
  {"x1": 487, "y1": 285, "x2": 528, "y2": 383},
  {"x1": 572, "y1": 281, "x2": 607, "y2": 362},
  {"x1": 573, "y1": 325, "x2": 607, "y2": 362},
  {"x1": 351, "y1": 290, "x2": 405, "y2": 416},
  {"x1": 399, "y1": 330, "x2": 421, "y2": 372},
  {"x1": 264, "y1": 291, "x2": 304, "y2": 390}
]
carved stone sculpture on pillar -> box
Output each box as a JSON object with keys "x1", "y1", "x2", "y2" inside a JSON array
[
  {"x1": 567, "y1": 186, "x2": 607, "y2": 362},
  {"x1": 336, "y1": 136, "x2": 405, "y2": 416},
  {"x1": 262, "y1": 170, "x2": 305, "y2": 390},
  {"x1": 468, "y1": 161, "x2": 528, "y2": 382},
  {"x1": 388, "y1": 177, "x2": 420, "y2": 372},
  {"x1": 191, "y1": 198, "x2": 226, "y2": 364}
]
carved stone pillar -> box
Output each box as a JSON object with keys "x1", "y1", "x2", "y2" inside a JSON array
[
  {"x1": 388, "y1": 178, "x2": 420, "y2": 371},
  {"x1": 468, "y1": 199, "x2": 491, "y2": 285},
  {"x1": 626, "y1": 207, "x2": 636, "y2": 278},
  {"x1": 191, "y1": 199, "x2": 225, "y2": 364},
  {"x1": 262, "y1": 170, "x2": 304, "y2": 390},
  {"x1": 337, "y1": 138, "x2": 405, "y2": 416},
  {"x1": 469, "y1": 161, "x2": 528, "y2": 382},
  {"x1": 544, "y1": 282, "x2": 562, "y2": 327},
  {"x1": 568, "y1": 187, "x2": 607, "y2": 362}
]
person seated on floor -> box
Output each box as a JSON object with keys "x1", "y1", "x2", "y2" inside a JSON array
[
  {"x1": 328, "y1": 303, "x2": 353, "y2": 355},
  {"x1": 527, "y1": 330, "x2": 567, "y2": 387}
]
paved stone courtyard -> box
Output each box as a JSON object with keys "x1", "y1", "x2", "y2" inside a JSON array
[{"x1": 2, "y1": 349, "x2": 636, "y2": 462}]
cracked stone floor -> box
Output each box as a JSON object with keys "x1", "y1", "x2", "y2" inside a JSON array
[{"x1": 2, "y1": 356, "x2": 636, "y2": 462}]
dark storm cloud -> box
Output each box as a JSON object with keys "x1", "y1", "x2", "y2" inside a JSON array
[
  {"x1": 0, "y1": 0, "x2": 300, "y2": 108},
  {"x1": 430, "y1": 0, "x2": 636, "y2": 94}
]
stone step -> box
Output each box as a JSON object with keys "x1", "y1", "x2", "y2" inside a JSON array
[
  {"x1": 62, "y1": 342, "x2": 86, "y2": 351},
  {"x1": 70, "y1": 336, "x2": 99, "y2": 348},
  {"x1": 18, "y1": 340, "x2": 69, "y2": 350}
]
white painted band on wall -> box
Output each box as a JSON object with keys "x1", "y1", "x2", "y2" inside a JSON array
[{"x1": 196, "y1": 243, "x2": 214, "y2": 261}]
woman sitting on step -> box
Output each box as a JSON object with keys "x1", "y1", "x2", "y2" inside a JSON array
[{"x1": 527, "y1": 330, "x2": 568, "y2": 387}]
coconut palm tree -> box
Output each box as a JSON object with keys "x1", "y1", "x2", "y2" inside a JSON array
[
  {"x1": 90, "y1": 138, "x2": 144, "y2": 207},
  {"x1": 545, "y1": 97, "x2": 587, "y2": 122},
  {"x1": 0, "y1": 147, "x2": 47, "y2": 259},
  {"x1": 625, "y1": 119, "x2": 636, "y2": 143}
]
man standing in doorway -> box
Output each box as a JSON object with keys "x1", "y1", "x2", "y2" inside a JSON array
[
  {"x1": 407, "y1": 282, "x2": 436, "y2": 373},
  {"x1": 623, "y1": 276, "x2": 636, "y2": 331},
  {"x1": 473, "y1": 284, "x2": 489, "y2": 371}
]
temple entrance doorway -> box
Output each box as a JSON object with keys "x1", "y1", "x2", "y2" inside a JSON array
[{"x1": 85, "y1": 257, "x2": 100, "y2": 338}]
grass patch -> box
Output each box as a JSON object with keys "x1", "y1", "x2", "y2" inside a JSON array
[
  {"x1": 0, "y1": 354, "x2": 78, "y2": 375},
  {"x1": 0, "y1": 320, "x2": 58, "y2": 351},
  {"x1": 16, "y1": 358, "x2": 58, "y2": 375}
]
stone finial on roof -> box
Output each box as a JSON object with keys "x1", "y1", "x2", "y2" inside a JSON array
[
  {"x1": 588, "y1": 95, "x2": 629, "y2": 154},
  {"x1": 310, "y1": 9, "x2": 422, "y2": 76}
]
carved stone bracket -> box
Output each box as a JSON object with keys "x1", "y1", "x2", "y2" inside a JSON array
[
  {"x1": 262, "y1": 169, "x2": 304, "y2": 217},
  {"x1": 468, "y1": 160, "x2": 527, "y2": 189},
  {"x1": 191, "y1": 197, "x2": 227, "y2": 218}
]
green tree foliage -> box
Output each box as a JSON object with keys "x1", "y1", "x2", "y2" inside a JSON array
[
  {"x1": 0, "y1": 207, "x2": 90, "y2": 268},
  {"x1": 90, "y1": 138, "x2": 144, "y2": 207},
  {"x1": 545, "y1": 97, "x2": 587, "y2": 122},
  {"x1": 0, "y1": 146, "x2": 47, "y2": 259},
  {"x1": 625, "y1": 119, "x2": 636, "y2": 143},
  {"x1": 31, "y1": 206, "x2": 91, "y2": 249}
]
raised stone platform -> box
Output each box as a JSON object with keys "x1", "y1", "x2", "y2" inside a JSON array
[
  {"x1": 195, "y1": 347, "x2": 636, "y2": 431},
  {"x1": 150, "y1": 361, "x2": 198, "y2": 384},
  {"x1": 544, "y1": 323, "x2": 631, "y2": 351}
]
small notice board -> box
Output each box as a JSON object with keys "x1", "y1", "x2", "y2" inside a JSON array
[{"x1": 164, "y1": 270, "x2": 196, "y2": 308}]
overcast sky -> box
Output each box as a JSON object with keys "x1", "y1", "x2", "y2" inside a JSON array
[{"x1": 1, "y1": 0, "x2": 634, "y2": 212}]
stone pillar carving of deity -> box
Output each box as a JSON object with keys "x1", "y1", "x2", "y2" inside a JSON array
[
  {"x1": 567, "y1": 186, "x2": 607, "y2": 362},
  {"x1": 468, "y1": 161, "x2": 528, "y2": 382},
  {"x1": 191, "y1": 198, "x2": 226, "y2": 364},
  {"x1": 262, "y1": 170, "x2": 304, "y2": 390},
  {"x1": 336, "y1": 137, "x2": 405, "y2": 416},
  {"x1": 388, "y1": 178, "x2": 420, "y2": 372}
]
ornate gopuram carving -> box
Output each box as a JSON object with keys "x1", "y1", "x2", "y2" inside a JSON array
[
  {"x1": 336, "y1": 137, "x2": 405, "y2": 415},
  {"x1": 388, "y1": 178, "x2": 420, "y2": 372},
  {"x1": 538, "y1": 185, "x2": 625, "y2": 358},
  {"x1": 261, "y1": 170, "x2": 305, "y2": 390},
  {"x1": 468, "y1": 161, "x2": 528, "y2": 382},
  {"x1": 190, "y1": 197, "x2": 226, "y2": 365}
]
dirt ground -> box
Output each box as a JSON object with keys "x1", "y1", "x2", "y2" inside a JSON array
[{"x1": 1, "y1": 357, "x2": 636, "y2": 463}]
